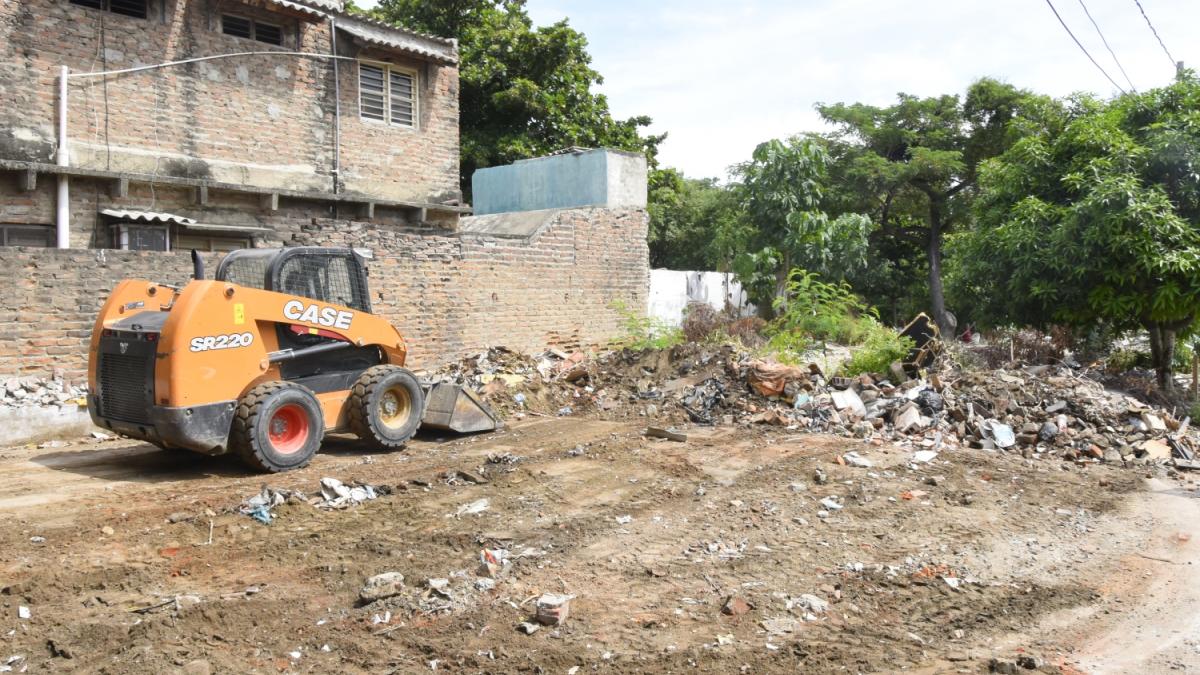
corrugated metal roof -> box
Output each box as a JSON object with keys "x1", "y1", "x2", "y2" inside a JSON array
[
  {"x1": 100, "y1": 209, "x2": 196, "y2": 226},
  {"x1": 262, "y1": 0, "x2": 331, "y2": 18},
  {"x1": 299, "y1": 0, "x2": 342, "y2": 11},
  {"x1": 337, "y1": 17, "x2": 458, "y2": 65}
]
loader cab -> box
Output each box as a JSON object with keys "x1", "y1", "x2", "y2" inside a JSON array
[
  {"x1": 215, "y1": 247, "x2": 382, "y2": 387},
  {"x1": 215, "y1": 247, "x2": 373, "y2": 314}
]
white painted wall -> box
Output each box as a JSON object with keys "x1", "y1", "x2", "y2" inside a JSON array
[{"x1": 647, "y1": 269, "x2": 756, "y2": 327}]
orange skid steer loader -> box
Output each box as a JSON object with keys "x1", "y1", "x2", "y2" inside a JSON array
[{"x1": 87, "y1": 247, "x2": 498, "y2": 472}]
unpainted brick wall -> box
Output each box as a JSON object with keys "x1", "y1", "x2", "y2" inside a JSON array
[
  {"x1": 0, "y1": 207, "x2": 649, "y2": 382},
  {"x1": 0, "y1": 0, "x2": 459, "y2": 203}
]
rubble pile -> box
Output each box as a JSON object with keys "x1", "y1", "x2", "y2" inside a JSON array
[
  {"x1": 733, "y1": 361, "x2": 1197, "y2": 465},
  {"x1": 1, "y1": 375, "x2": 86, "y2": 409},
  {"x1": 442, "y1": 343, "x2": 1198, "y2": 467}
]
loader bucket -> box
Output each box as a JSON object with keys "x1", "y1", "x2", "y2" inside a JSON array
[{"x1": 420, "y1": 383, "x2": 501, "y2": 433}]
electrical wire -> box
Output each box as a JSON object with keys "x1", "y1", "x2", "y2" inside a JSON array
[
  {"x1": 1043, "y1": 0, "x2": 1127, "y2": 94},
  {"x1": 1076, "y1": 0, "x2": 1136, "y2": 92},
  {"x1": 1132, "y1": 0, "x2": 1178, "y2": 70},
  {"x1": 67, "y1": 50, "x2": 358, "y2": 80}
]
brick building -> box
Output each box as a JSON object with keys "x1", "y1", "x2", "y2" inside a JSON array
[
  {"x1": 0, "y1": 0, "x2": 463, "y2": 249},
  {"x1": 0, "y1": 0, "x2": 652, "y2": 385}
]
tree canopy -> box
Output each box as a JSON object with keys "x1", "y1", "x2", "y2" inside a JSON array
[
  {"x1": 952, "y1": 74, "x2": 1200, "y2": 390},
  {"x1": 366, "y1": 0, "x2": 663, "y2": 198},
  {"x1": 727, "y1": 138, "x2": 872, "y2": 310},
  {"x1": 815, "y1": 79, "x2": 1035, "y2": 334}
]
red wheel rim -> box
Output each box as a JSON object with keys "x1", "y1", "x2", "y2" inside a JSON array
[{"x1": 268, "y1": 403, "x2": 309, "y2": 455}]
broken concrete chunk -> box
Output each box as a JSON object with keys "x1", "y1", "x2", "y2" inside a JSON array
[
  {"x1": 841, "y1": 451, "x2": 873, "y2": 468},
  {"x1": 644, "y1": 427, "x2": 687, "y2": 442},
  {"x1": 912, "y1": 450, "x2": 938, "y2": 463},
  {"x1": 797, "y1": 593, "x2": 829, "y2": 614},
  {"x1": 535, "y1": 593, "x2": 573, "y2": 626},
  {"x1": 1137, "y1": 439, "x2": 1172, "y2": 460},
  {"x1": 819, "y1": 496, "x2": 843, "y2": 511},
  {"x1": 831, "y1": 389, "x2": 866, "y2": 417},
  {"x1": 359, "y1": 572, "x2": 406, "y2": 603},
  {"x1": 1142, "y1": 412, "x2": 1168, "y2": 431},
  {"x1": 894, "y1": 405, "x2": 924, "y2": 433},
  {"x1": 761, "y1": 617, "x2": 802, "y2": 634}
]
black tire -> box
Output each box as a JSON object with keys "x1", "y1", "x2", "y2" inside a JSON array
[
  {"x1": 231, "y1": 381, "x2": 324, "y2": 473},
  {"x1": 349, "y1": 365, "x2": 424, "y2": 450}
]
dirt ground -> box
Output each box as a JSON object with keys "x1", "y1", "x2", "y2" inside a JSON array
[{"x1": 0, "y1": 416, "x2": 1197, "y2": 674}]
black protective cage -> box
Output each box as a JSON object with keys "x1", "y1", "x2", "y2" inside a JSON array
[{"x1": 215, "y1": 247, "x2": 372, "y2": 314}]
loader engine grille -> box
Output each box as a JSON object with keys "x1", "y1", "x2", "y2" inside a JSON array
[{"x1": 97, "y1": 350, "x2": 154, "y2": 425}]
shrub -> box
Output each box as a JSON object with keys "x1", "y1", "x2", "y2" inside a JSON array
[
  {"x1": 766, "y1": 269, "x2": 879, "y2": 356},
  {"x1": 609, "y1": 300, "x2": 683, "y2": 350},
  {"x1": 1105, "y1": 348, "x2": 1152, "y2": 373},
  {"x1": 1175, "y1": 341, "x2": 1195, "y2": 374},
  {"x1": 725, "y1": 316, "x2": 767, "y2": 348},
  {"x1": 681, "y1": 303, "x2": 769, "y2": 347},
  {"x1": 974, "y1": 327, "x2": 1065, "y2": 368},
  {"x1": 681, "y1": 303, "x2": 721, "y2": 343},
  {"x1": 841, "y1": 324, "x2": 915, "y2": 377}
]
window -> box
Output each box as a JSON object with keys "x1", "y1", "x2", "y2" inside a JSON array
[
  {"x1": 359, "y1": 62, "x2": 417, "y2": 127},
  {"x1": 221, "y1": 14, "x2": 284, "y2": 46},
  {"x1": 70, "y1": 0, "x2": 148, "y2": 19},
  {"x1": 0, "y1": 224, "x2": 54, "y2": 247},
  {"x1": 113, "y1": 224, "x2": 168, "y2": 251}
]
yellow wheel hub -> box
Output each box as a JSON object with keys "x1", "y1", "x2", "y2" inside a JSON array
[{"x1": 379, "y1": 386, "x2": 413, "y2": 430}]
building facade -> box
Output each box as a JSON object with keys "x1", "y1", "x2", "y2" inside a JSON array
[{"x1": 0, "y1": 0, "x2": 463, "y2": 250}]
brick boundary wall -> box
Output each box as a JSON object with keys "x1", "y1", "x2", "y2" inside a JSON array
[{"x1": 0, "y1": 207, "x2": 648, "y2": 382}]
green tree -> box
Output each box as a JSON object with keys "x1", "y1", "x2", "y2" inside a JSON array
[
  {"x1": 730, "y1": 137, "x2": 872, "y2": 311},
  {"x1": 953, "y1": 75, "x2": 1200, "y2": 392},
  {"x1": 646, "y1": 168, "x2": 740, "y2": 270},
  {"x1": 368, "y1": 0, "x2": 663, "y2": 198},
  {"x1": 817, "y1": 79, "x2": 1034, "y2": 334}
]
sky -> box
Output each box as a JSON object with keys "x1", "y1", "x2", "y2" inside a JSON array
[{"x1": 362, "y1": 0, "x2": 1198, "y2": 180}]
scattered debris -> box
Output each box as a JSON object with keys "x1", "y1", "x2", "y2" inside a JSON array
[
  {"x1": 820, "y1": 496, "x2": 844, "y2": 511},
  {"x1": 317, "y1": 477, "x2": 379, "y2": 508},
  {"x1": 721, "y1": 595, "x2": 752, "y2": 616},
  {"x1": 456, "y1": 498, "x2": 490, "y2": 517}
]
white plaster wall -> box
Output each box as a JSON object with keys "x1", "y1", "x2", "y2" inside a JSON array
[{"x1": 647, "y1": 269, "x2": 755, "y2": 326}]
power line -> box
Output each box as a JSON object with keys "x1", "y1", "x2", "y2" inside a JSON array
[
  {"x1": 1076, "y1": 0, "x2": 1136, "y2": 91},
  {"x1": 1043, "y1": 0, "x2": 1127, "y2": 94},
  {"x1": 1132, "y1": 0, "x2": 1178, "y2": 70}
]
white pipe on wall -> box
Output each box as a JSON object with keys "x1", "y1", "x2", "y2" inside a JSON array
[{"x1": 55, "y1": 65, "x2": 70, "y2": 249}]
